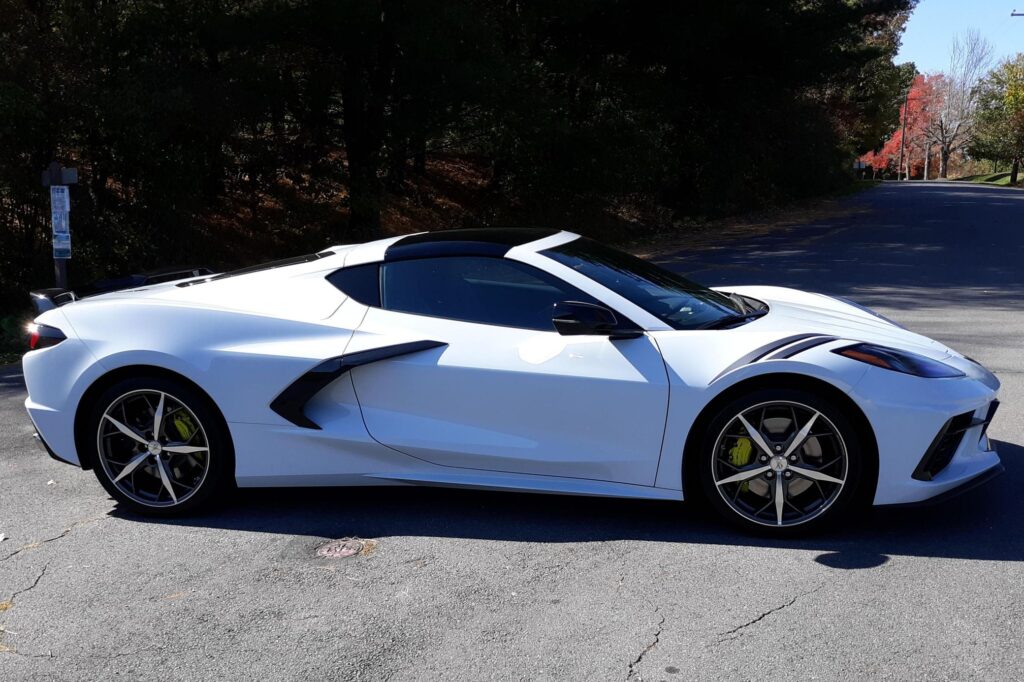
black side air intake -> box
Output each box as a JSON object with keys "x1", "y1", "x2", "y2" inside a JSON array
[{"x1": 270, "y1": 340, "x2": 448, "y2": 429}]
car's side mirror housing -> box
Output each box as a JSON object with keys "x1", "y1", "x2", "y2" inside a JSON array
[{"x1": 551, "y1": 301, "x2": 643, "y2": 339}]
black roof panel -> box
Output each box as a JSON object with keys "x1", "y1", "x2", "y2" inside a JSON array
[{"x1": 385, "y1": 228, "x2": 559, "y2": 261}]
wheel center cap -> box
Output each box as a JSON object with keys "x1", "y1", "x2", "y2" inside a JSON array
[
  {"x1": 769, "y1": 456, "x2": 788, "y2": 472},
  {"x1": 147, "y1": 440, "x2": 163, "y2": 456}
]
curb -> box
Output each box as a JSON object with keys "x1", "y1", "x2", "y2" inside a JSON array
[
  {"x1": 0, "y1": 359, "x2": 23, "y2": 382},
  {"x1": 930, "y1": 180, "x2": 1024, "y2": 191}
]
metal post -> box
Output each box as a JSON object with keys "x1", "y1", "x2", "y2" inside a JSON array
[
  {"x1": 897, "y1": 86, "x2": 910, "y2": 181},
  {"x1": 41, "y1": 161, "x2": 77, "y2": 290},
  {"x1": 54, "y1": 260, "x2": 68, "y2": 289}
]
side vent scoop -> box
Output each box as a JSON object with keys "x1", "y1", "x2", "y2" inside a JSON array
[{"x1": 270, "y1": 340, "x2": 448, "y2": 429}]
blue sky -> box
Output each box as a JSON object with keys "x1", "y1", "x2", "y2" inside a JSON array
[{"x1": 896, "y1": 0, "x2": 1023, "y2": 72}]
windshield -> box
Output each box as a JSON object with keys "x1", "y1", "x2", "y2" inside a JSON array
[{"x1": 541, "y1": 238, "x2": 746, "y2": 330}]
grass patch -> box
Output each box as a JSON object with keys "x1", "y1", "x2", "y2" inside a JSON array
[
  {"x1": 954, "y1": 172, "x2": 1017, "y2": 186},
  {"x1": 830, "y1": 179, "x2": 882, "y2": 197}
]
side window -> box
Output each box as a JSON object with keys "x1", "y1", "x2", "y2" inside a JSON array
[
  {"x1": 380, "y1": 257, "x2": 598, "y2": 331},
  {"x1": 326, "y1": 263, "x2": 381, "y2": 306}
]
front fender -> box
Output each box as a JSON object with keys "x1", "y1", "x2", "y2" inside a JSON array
[{"x1": 651, "y1": 331, "x2": 869, "y2": 492}]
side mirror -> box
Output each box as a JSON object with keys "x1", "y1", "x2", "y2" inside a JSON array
[{"x1": 551, "y1": 301, "x2": 642, "y2": 339}]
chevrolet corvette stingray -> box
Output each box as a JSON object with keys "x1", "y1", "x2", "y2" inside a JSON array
[{"x1": 24, "y1": 229, "x2": 1002, "y2": 533}]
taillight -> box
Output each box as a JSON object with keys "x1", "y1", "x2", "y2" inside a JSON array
[{"x1": 27, "y1": 323, "x2": 66, "y2": 350}]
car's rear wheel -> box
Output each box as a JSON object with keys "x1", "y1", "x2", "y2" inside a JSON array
[
  {"x1": 89, "y1": 376, "x2": 232, "y2": 515},
  {"x1": 697, "y1": 388, "x2": 865, "y2": 535}
]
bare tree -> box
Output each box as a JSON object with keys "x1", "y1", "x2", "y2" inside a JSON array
[{"x1": 924, "y1": 30, "x2": 993, "y2": 177}]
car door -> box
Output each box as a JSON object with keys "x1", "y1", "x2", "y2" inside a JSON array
[{"x1": 346, "y1": 256, "x2": 670, "y2": 486}]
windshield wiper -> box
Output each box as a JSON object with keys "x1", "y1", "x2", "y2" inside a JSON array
[
  {"x1": 700, "y1": 310, "x2": 768, "y2": 330},
  {"x1": 728, "y1": 292, "x2": 751, "y2": 313}
]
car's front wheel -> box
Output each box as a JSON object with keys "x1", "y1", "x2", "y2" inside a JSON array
[
  {"x1": 88, "y1": 376, "x2": 233, "y2": 515},
  {"x1": 697, "y1": 388, "x2": 866, "y2": 534}
]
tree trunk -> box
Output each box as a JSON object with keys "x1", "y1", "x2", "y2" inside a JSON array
[
  {"x1": 339, "y1": 9, "x2": 398, "y2": 242},
  {"x1": 939, "y1": 147, "x2": 950, "y2": 178},
  {"x1": 341, "y1": 73, "x2": 385, "y2": 241},
  {"x1": 412, "y1": 132, "x2": 426, "y2": 174},
  {"x1": 386, "y1": 136, "x2": 408, "y2": 191},
  {"x1": 347, "y1": 153, "x2": 382, "y2": 240},
  {"x1": 336, "y1": 2, "x2": 399, "y2": 242},
  {"x1": 923, "y1": 144, "x2": 930, "y2": 181},
  {"x1": 1012, "y1": 158, "x2": 1020, "y2": 186},
  {"x1": 488, "y1": 157, "x2": 507, "y2": 191}
]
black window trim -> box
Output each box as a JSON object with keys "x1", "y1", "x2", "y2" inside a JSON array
[
  {"x1": 329, "y1": 254, "x2": 640, "y2": 334},
  {"x1": 325, "y1": 262, "x2": 382, "y2": 307}
]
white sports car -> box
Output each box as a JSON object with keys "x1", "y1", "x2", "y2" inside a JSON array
[{"x1": 24, "y1": 229, "x2": 1002, "y2": 533}]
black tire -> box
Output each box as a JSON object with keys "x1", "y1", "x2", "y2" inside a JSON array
[
  {"x1": 87, "y1": 375, "x2": 234, "y2": 516},
  {"x1": 696, "y1": 388, "x2": 866, "y2": 536}
]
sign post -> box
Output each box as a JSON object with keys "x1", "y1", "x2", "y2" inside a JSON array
[{"x1": 41, "y1": 162, "x2": 77, "y2": 289}]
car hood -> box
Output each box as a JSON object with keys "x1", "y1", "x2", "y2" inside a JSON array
[{"x1": 717, "y1": 285, "x2": 958, "y2": 359}]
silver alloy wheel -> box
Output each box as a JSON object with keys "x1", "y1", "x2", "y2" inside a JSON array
[
  {"x1": 96, "y1": 389, "x2": 211, "y2": 508},
  {"x1": 711, "y1": 400, "x2": 848, "y2": 527}
]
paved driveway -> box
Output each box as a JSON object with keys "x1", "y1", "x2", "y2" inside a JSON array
[{"x1": 1, "y1": 182, "x2": 1022, "y2": 680}]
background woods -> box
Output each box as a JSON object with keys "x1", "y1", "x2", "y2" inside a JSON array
[{"x1": 0, "y1": 0, "x2": 915, "y2": 315}]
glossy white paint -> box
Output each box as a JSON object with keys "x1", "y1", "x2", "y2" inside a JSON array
[
  {"x1": 351, "y1": 306, "x2": 669, "y2": 485},
  {"x1": 23, "y1": 230, "x2": 1001, "y2": 508}
]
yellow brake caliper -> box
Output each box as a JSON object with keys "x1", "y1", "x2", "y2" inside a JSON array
[
  {"x1": 172, "y1": 412, "x2": 197, "y2": 441},
  {"x1": 728, "y1": 437, "x2": 754, "y2": 493}
]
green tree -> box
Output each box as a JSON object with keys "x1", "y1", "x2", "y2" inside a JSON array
[{"x1": 972, "y1": 55, "x2": 1024, "y2": 185}]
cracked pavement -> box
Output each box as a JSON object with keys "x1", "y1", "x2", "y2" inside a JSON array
[
  {"x1": 716, "y1": 584, "x2": 824, "y2": 642},
  {"x1": 2, "y1": 182, "x2": 1024, "y2": 680},
  {"x1": 626, "y1": 606, "x2": 664, "y2": 681}
]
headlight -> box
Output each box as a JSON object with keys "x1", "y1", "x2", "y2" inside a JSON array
[
  {"x1": 831, "y1": 296, "x2": 906, "y2": 329},
  {"x1": 833, "y1": 343, "x2": 964, "y2": 378}
]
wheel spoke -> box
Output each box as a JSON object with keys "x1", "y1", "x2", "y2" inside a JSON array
[
  {"x1": 113, "y1": 452, "x2": 151, "y2": 483},
  {"x1": 103, "y1": 415, "x2": 148, "y2": 445},
  {"x1": 715, "y1": 465, "x2": 770, "y2": 486},
  {"x1": 736, "y1": 414, "x2": 775, "y2": 457},
  {"x1": 152, "y1": 392, "x2": 166, "y2": 440},
  {"x1": 790, "y1": 466, "x2": 844, "y2": 485},
  {"x1": 775, "y1": 475, "x2": 785, "y2": 526},
  {"x1": 163, "y1": 444, "x2": 208, "y2": 454},
  {"x1": 783, "y1": 411, "x2": 819, "y2": 458},
  {"x1": 813, "y1": 480, "x2": 826, "y2": 499},
  {"x1": 155, "y1": 457, "x2": 178, "y2": 503}
]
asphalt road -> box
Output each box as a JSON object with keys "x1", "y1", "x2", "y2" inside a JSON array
[{"x1": 2, "y1": 181, "x2": 1023, "y2": 681}]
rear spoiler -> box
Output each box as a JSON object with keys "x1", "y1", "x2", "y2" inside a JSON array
[{"x1": 30, "y1": 288, "x2": 78, "y2": 315}]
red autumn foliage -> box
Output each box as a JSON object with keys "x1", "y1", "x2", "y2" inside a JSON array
[{"x1": 861, "y1": 74, "x2": 943, "y2": 178}]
